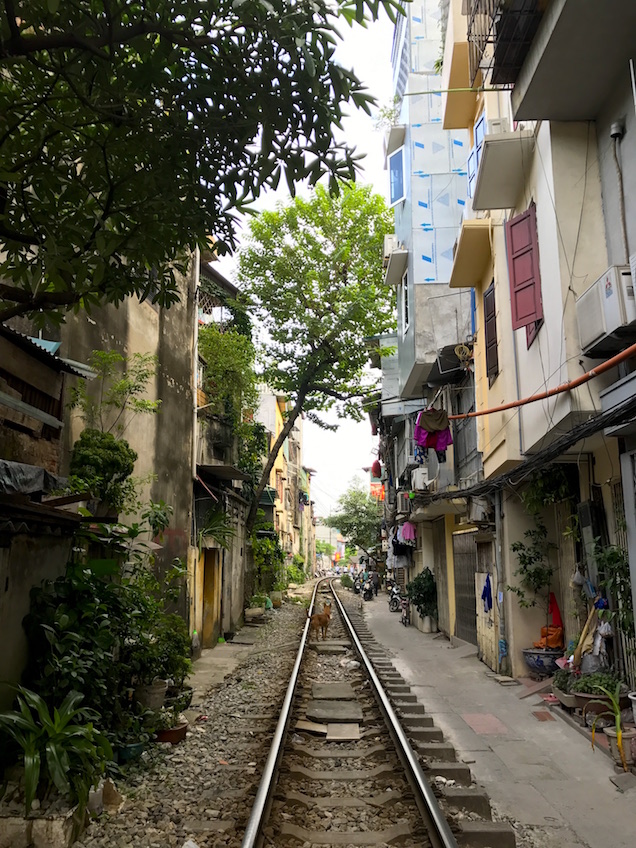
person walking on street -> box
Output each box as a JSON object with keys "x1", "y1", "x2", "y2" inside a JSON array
[{"x1": 370, "y1": 570, "x2": 379, "y2": 596}]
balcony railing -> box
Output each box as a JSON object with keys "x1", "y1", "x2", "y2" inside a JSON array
[{"x1": 467, "y1": 0, "x2": 543, "y2": 87}]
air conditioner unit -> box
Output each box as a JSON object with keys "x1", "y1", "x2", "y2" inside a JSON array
[
  {"x1": 383, "y1": 234, "x2": 398, "y2": 268},
  {"x1": 576, "y1": 266, "x2": 636, "y2": 357},
  {"x1": 396, "y1": 491, "x2": 411, "y2": 514},
  {"x1": 411, "y1": 467, "x2": 430, "y2": 490}
]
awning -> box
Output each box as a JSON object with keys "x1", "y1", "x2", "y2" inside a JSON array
[
  {"x1": 259, "y1": 486, "x2": 277, "y2": 506},
  {"x1": 197, "y1": 463, "x2": 250, "y2": 482}
]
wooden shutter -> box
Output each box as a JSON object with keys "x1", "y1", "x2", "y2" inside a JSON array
[
  {"x1": 506, "y1": 203, "x2": 543, "y2": 330},
  {"x1": 483, "y1": 282, "x2": 499, "y2": 382}
]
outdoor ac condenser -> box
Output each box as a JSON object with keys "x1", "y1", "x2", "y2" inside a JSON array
[
  {"x1": 396, "y1": 491, "x2": 411, "y2": 514},
  {"x1": 411, "y1": 467, "x2": 430, "y2": 490},
  {"x1": 576, "y1": 266, "x2": 636, "y2": 357}
]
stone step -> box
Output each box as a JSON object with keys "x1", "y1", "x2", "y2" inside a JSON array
[
  {"x1": 457, "y1": 821, "x2": 516, "y2": 848},
  {"x1": 426, "y1": 761, "x2": 473, "y2": 785},
  {"x1": 392, "y1": 693, "x2": 417, "y2": 704},
  {"x1": 442, "y1": 786, "x2": 491, "y2": 818},
  {"x1": 414, "y1": 741, "x2": 457, "y2": 762},
  {"x1": 397, "y1": 704, "x2": 426, "y2": 716},
  {"x1": 407, "y1": 726, "x2": 444, "y2": 742}
]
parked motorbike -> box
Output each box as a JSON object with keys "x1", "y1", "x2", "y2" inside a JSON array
[
  {"x1": 400, "y1": 597, "x2": 411, "y2": 627},
  {"x1": 388, "y1": 585, "x2": 402, "y2": 612},
  {"x1": 362, "y1": 579, "x2": 374, "y2": 601},
  {"x1": 353, "y1": 575, "x2": 362, "y2": 595}
]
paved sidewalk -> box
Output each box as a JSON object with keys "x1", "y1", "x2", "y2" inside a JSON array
[{"x1": 364, "y1": 594, "x2": 636, "y2": 848}]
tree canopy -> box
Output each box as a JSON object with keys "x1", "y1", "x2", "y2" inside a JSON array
[
  {"x1": 325, "y1": 480, "x2": 382, "y2": 557},
  {"x1": 239, "y1": 182, "x2": 395, "y2": 529},
  {"x1": 0, "y1": 0, "x2": 401, "y2": 325}
]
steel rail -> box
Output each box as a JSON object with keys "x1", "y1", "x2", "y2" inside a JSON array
[
  {"x1": 330, "y1": 581, "x2": 460, "y2": 848},
  {"x1": 241, "y1": 579, "x2": 321, "y2": 848}
]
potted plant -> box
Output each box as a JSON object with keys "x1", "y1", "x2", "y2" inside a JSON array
[
  {"x1": 111, "y1": 710, "x2": 153, "y2": 764},
  {"x1": 508, "y1": 519, "x2": 563, "y2": 675},
  {"x1": 154, "y1": 705, "x2": 188, "y2": 745},
  {"x1": 0, "y1": 688, "x2": 112, "y2": 819},
  {"x1": 570, "y1": 671, "x2": 629, "y2": 713},
  {"x1": 585, "y1": 682, "x2": 636, "y2": 771},
  {"x1": 270, "y1": 581, "x2": 286, "y2": 609},
  {"x1": 129, "y1": 634, "x2": 168, "y2": 709},
  {"x1": 552, "y1": 669, "x2": 576, "y2": 709},
  {"x1": 406, "y1": 568, "x2": 438, "y2": 632},
  {"x1": 158, "y1": 614, "x2": 193, "y2": 708}
]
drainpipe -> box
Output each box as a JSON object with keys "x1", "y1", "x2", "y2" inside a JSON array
[{"x1": 494, "y1": 489, "x2": 508, "y2": 675}]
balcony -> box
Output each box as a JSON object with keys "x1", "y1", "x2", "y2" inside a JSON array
[
  {"x1": 441, "y1": 0, "x2": 480, "y2": 130},
  {"x1": 449, "y1": 218, "x2": 493, "y2": 289},
  {"x1": 511, "y1": 0, "x2": 636, "y2": 120},
  {"x1": 467, "y1": 0, "x2": 543, "y2": 88},
  {"x1": 600, "y1": 371, "x2": 636, "y2": 439},
  {"x1": 472, "y1": 130, "x2": 534, "y2": 210}
]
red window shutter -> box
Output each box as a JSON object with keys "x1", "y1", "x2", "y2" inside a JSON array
[
  {"x1": 506, "y1": 203, "x2": 543, "y2": 330},
  {"x1": 483, "y1": 282, "x2": 499, "y2": 381}
]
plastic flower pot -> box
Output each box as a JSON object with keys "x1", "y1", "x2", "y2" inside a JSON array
[
  {"x1": 155, "y1": 719, "x2": 188, "y2": 745},
  {"x1": 134, "y1": 679, "x2": 168, "y2": 710}
]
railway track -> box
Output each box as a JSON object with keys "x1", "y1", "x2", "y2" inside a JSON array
[{"x1": 241, "y1": 580, "x2": 517, "y2": 848}]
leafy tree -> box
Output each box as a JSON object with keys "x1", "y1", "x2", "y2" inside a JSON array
[
  {"x1": 0, "y1": 0, "x2": 400, "y2": 325},
  {"x1": 239, "y1": 183, "x2": 394, "y2": 530},
  {"x1": 198, "y1": 324, "x2": 258, "y2": 419},
  {"x1": 316, "y1": 541, "x2": 336, "y2": 557},
  {"x1": 325, "y1": 480, "x2": 382, "y2": 557},
  {"x1": 69, "y1": 350, "x2": 160, "y2": 434}
]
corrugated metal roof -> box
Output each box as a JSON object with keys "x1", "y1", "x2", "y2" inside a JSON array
[{"x1": 0, "y1": 324, "x2": 87, "y2": 378}]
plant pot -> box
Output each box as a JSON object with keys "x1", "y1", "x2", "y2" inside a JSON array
[
  {"x1": 574, "y1": 691, "x2": 631, "y2": 713},
  {"x1": 603, "y1": 726, "x2": 636, "y2": 767},
  {"x1": 521, "y1": 648, "x2": 562, "y2": 676},
  {"x1": 270, "y1": 591, "x2": 282, "y2": 609},
  {"x1": 134, "y1": 679, "x2": 168, "y2": 710},
  {"x1": 165, "y1": 685, "x2": 193, "y2": 711},
  {"x1": 116, "y1": 741, "x2": 145, "y2": 763},
  {"x1": 552, "y1": 685, "x2": 576, "y2": 709},
  {"x1": 155, "y1": 720, "x2": 188, "y2": 745}
]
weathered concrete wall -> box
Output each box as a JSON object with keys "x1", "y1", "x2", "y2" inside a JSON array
[
  {"x1": 57, "y1": 262, "x2": 196, "y2": 590},
  {"x1": 0, "y1": 535, "x2": 72, "y2": 708},
  {"x1": 597, "y1": 75, "x2": 636, "y2": 267}
]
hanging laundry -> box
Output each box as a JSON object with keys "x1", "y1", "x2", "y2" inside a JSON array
[
  {"x1": 414, "y1": 408, "x2": 453, "y2": 451},
  {"x1": 401, "y1": 521, "x2": 416, "y2": 542},
  {"x1": 371, "y1": 459, "x2": 382, "y2": 478},
  {"x1": 435, "y1": 450, "x2": 447, "y2": 463},
  {"x1": 481, "y1": 573, "x2": 492, "y2": 613}
]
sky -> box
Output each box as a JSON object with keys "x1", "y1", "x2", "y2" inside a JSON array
[{"x1": 218, "y1": 13, "x2": 396, "y2": 519}]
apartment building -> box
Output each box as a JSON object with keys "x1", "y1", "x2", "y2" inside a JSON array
[
  {"x1": 376, "y1": 0, "x2": 493, "y2": 649},
  {"x1": 421, "y1": 0, "x2": 636, "y2": 677}
]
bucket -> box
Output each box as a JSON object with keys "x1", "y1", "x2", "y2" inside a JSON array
[{"x1": 628, "y1": 691, "x2": 636, "y2": 725}]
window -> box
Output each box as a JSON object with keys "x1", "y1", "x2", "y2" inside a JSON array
[
  {"x1": 388, "y1": 146, "x2": 406, "y2": 207},
  {"x1": 483, "y1": 281, "x2": 499, "y2": 385},
  {"x1": 505, "y1": 202, "x2": 543, "y2": 347},
  {"x1": 467, "y1": 113, "x2": 486, "y2": 198},
  {"x1": 275, "y1": 470, "x2": 283, "y2": 502},
  {"x1": 401, "y1": 270, "x2": 410, "y2": 336}
]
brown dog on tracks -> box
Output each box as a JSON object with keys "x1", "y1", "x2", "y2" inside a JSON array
[{"x1": 308, "y1": 602, "x2": 332, "y2": 641}]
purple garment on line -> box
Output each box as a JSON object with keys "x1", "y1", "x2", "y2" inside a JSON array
[{"x1": 413, "y1": 426, "x2": 453, "y2": 450}]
